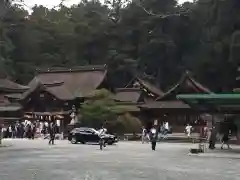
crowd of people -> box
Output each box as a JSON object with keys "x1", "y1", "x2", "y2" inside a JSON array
[
  {"x1": 141, "y1": 120, "x2": 234, "y2": 151},
  {"x1": 1, "y1": 120, "x2": 60, "y2": 140},
  {"x1": 141, "y1": 121, "x2": 170, "y2": 144},
  {"x1": 0, "y1": 118, "x2": 234, "y2": 150}
]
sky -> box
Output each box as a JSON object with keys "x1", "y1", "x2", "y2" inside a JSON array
[{"x1": 22, "y1": 0, "x2": 193, "y2": 10}]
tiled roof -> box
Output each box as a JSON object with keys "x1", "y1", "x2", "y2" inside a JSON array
[
  {"x1": 0, "y1": 103, "x2": 22, "y2": 112},
  {"x1": 113, "y1": 88, "x2": 142, "y2": 103},
  {"x1": 136, "y1": 77, "x2": 164, "y2": 97},
  {"x1": 157, "y1": 71, "x2": 212, "y2": 100},
  {"x1": 0, "y1": 78, "x2": 29, "y2": 92},
  {"x1": 23, "y1": 65, "x2": 108, "y2": 100},
  {"x1": 126, "y1": 77, "x2": 164, "y2": 98}
]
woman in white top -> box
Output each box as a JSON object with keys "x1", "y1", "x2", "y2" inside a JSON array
[{"x1": 185, "y1": 124, "x2": 192, "y2": 138}]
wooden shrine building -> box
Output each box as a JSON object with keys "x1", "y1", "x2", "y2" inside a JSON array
[
  {"x1": 126, "y1": 76, "x2": 165, "y2": 101},
  {"x1": 123, "y1": 77, "x2": 165, "y2": 128},
  {"x1": 19, "y1": 65, "x2": 110, "y2": 130},
  {"x1": 112, "y1": 88, "x2": 144, "y2": 115},
  {"x1": 140, "y1": 71, "x2": 213, "y2": 132},
  {"x1": 0, "y1": 77, "x2": 29, "y2": 124}
]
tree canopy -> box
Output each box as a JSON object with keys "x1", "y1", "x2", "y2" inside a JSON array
[
  {"x1": 80, "y1": 89, "x2": 126, "y2": 128},
  {"x1": 1, "y1": 0, "x2": 240, "y2": 91}
]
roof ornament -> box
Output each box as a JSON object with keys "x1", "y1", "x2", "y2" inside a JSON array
[{"x1": 133, "y1": 81, "x2": 140, "y2": 88}]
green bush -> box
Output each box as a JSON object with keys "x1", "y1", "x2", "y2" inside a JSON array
[
  {"x1": 80, "y1": 89, "x2": 126, "y2": 128},
  {"x1": 116, "y1": 113, "x2": 142, "y2": 134}
]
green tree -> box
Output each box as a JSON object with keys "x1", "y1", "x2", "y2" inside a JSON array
[
  {"x1": 2, "y1": 0, "x2": 240, "y2": 92},
  {"x1": 116, "y1": 113, "x2": 142, "y2": 134},
  {"x1": 80, "y1": 89, "x2": 126, "y2": 128}
]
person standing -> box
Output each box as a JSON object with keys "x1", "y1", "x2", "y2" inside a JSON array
[
  {"x1": 8, "y1": 125, "x2": 12, "y2": 138},
  {"x1": 31, "y1": 123, "x2": 36, "y2": 140},
  {"x1": 141, "y1": 126, "x2": 148, "y2": 144},
  {"x1": 26, "y1": 124, "x2": 32, "y2": 139},
  {"x1": 150, "y1": 126, "x2": 158, "y2": 151},
  {"x1": 208, "y1": 126, "x2": 217, "y2": 149},
  {"x1": 20, "y1": 123, "x2": 24, "y2": 138},
  {"x1": 221, "y1": 131, "x2": 231, "y2": 149},
  {"x1": 163, "y1": 121, "x2": 169, "y2": 139},
  {"x1": 1, "y1": 125, "x2": 6, "y2": 139},
  {"x1": 48, "y1": 121, "x2": 56, "y2": 145}
]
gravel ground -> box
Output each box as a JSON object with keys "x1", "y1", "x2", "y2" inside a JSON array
[{"x1": 0, "y1": 139, "x2": 240, "y2": 180}]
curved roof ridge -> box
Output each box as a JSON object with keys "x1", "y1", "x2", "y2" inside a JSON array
[
  {"x1": 0, "y1": 78, "x2": 29, "y2": 91},
  {"x1": 185, "y1": 71, "x2": 212, "y2": 93},
  {"x1": 156, "y1": 74, "x2": 186, "y2": 100},
  {"x1": 22, "y1": 78, "x2": 45, "y2": 100},
  {"x1": 23, "y1": 78, "x2": 66, "y2": 100},
  {"x1": 115, "y1": 88, "x2": 141, "y2": 92},
  {"x1": 25, "y1": 65, "x2": 108, "y2": 100},
  {"x1": 157, "y1": 71, "x2": 212, "y2": 100},
  {"x1": 43, "y1": 81, "x2": 64, "y2": 87},
  {"x1": 136, "y1": 77, "x2": 165, "y2": 97},
  {"x1": 36, "y1": 64, "x2": 107, "y2": 73}
]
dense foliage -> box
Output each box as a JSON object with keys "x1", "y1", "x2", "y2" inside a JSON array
[
  {"x1": 1, "y1": 0, "x2": 240, "y2": 91},
  {"x1": 80, "y1": 89, "x2": 126, "y2": 128}
]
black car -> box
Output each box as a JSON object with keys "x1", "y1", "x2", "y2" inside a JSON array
[{"x1": 68, "y1": 127, "x2": 118, "y2": 145}]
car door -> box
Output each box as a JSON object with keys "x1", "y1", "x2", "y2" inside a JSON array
[
  {"x1": 90, "y1": 129, "x2": 100, "y2": 142},
  {"x1": 81, "y1": 129, "x2": 92, "y2": 142},
  {"x1": 85, "y1": 129, "x2": 99, "y2": 142},
  {"x1": 76, "y1": 129, "x2": 85, "y2": 142}
]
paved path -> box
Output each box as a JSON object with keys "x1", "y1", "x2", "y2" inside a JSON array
[{"x1": 0, "y1": 139, "x2": 240, "y2": 180}]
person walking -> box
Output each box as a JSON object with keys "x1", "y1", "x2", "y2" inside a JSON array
[
  {"x1": 221, "y1": 131, "x2": 231, "y2": 149},
  {"x1": 185, "y1": 124, "x2": 192, "y2": 138},
  {"x1": 98, "y1": 125, "x2": 107, "y2": 150},
  {"x1": 149, "y1": 126, "x2": 158, "y2": 151},
  {"x1": 48, "y1": 121, "x2": 56, "y2": 145}
]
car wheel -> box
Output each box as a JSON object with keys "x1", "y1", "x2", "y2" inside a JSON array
[
  {"x1": 80, "y1": 141, "x2": 85, "y2": 144},
  {"x1": 107, "y1": 141, "x2": 114, "y2": 145},
  {"x1": 71, "y1": 137, "x2": 77, "y2": 144}
]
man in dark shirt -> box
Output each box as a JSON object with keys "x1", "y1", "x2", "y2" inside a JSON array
[
  {"x1": 48, "y1": 121, "x2": 56, "y2": 145},
  {"x1": 150, "y1": 125, "x2": 158, "y2": 151}
]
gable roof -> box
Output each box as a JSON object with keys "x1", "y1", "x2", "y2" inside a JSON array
[
  {"x1": 136, "y1": 77, "x2": 164, "y2": 97},
  {"x1": 24, "y1": 65, "x2": 108, "y2": 100},
  {"x1": 0, "y1": 103, "x2": 22, "y2": 112},
  {"x1": 157, "y1": 71, "x2": 212, "y2": 100},
  {"x1": 0, "y1": 78, "x2": 29, "y2": 93},
  {"x1": 126, "y1": 77, "x2": 164, "y2": 98},
  {"x1": 113, "y1": 88, "x2": 142, "y2": 103}
]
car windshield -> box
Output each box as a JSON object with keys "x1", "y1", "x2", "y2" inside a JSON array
[{"x1": 73, "y1": 128, "x2": 99, "y2": 133}]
